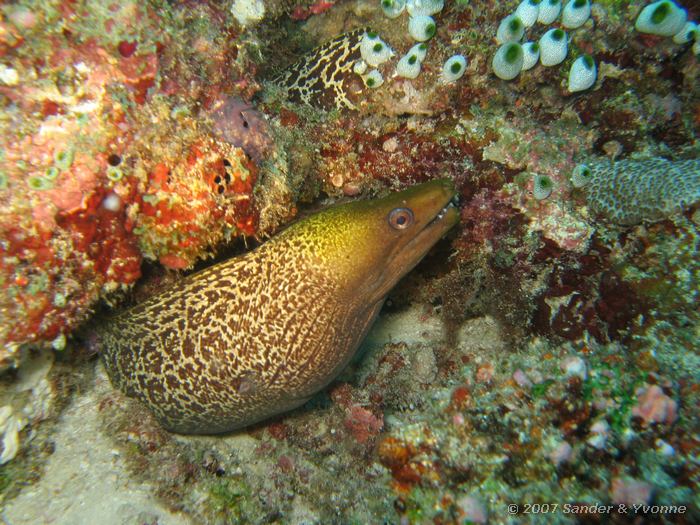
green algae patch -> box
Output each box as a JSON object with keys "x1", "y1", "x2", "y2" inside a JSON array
[
  {"x1": 531, "y1": 379, "x2": 555, "y2": 398},
  {"x1": 206, "y1": 478, "x2": 255, "y2": 521}
]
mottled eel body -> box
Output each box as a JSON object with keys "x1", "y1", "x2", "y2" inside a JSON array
[
  {"x1": 100, "y1": 180, "x2": 459, "y2": 434},
  {"x1": 270, "y1": 28, "x2": 367, "y2": 110}
]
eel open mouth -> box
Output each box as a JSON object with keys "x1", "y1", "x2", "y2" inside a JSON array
[
  {"x1": 406, "y1": 184, "x2": 460, "y2": 256},
  {"x1": 430, "y1": 193, "x2": 460, "y2": 225}
]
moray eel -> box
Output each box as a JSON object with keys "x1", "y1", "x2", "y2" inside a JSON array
[
  {"x1": 270, "y1": 28, "x2": 367, "y2": 111},
  {"x1": 100, "y1": 179, "x2": 459, "y2": 434}
]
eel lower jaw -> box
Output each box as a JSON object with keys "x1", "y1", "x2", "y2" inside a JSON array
[
  {"x1": 415, "y1": 191, "x2": 460, "y2": 244},
  {"x1": 366, "y1": 191, "x2": 460, "y2": 304},
  {"x1": 406, "y1": 188, "x2": 460, "y2": 256}
]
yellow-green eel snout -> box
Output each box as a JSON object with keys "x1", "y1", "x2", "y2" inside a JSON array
[{"x1": 99, "y1": 179, "x2": 460, "y2": 434}]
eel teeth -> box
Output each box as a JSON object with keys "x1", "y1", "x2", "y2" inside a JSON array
[{"x1": 435, "y1": 195, "x2": 459, "y2": 221}]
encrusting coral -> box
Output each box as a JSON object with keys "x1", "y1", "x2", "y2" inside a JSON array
[
  {"x1": 0, "y1": 0, "x2": 297, "y2": 368},
  {"x1": 583, "y1": 158, "x2": 700, "y2": 225}
]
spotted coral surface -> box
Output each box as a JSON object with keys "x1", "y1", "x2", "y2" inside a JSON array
[{"x1": 585, "y1": 158, "x2": 700, "y2": 225}]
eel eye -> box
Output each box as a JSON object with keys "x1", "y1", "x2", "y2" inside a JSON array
[{"x1": 388, "y1": 207, "x2": 414, "y2": 230}]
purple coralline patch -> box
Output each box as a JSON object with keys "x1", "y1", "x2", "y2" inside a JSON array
[{"x1": 209, "y1": 96, "x2": 273, "y2": 163}]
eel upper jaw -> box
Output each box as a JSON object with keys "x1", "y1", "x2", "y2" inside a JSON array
[
  {"x1": 404, "y1": 190, "x2": 460, "y2": 260},
  {"x1": 426, "y1": 192, "x2": 460, "y2": 228},
  {"x1": 368, "y1": 190, "x2": 460, "y2": 304}
]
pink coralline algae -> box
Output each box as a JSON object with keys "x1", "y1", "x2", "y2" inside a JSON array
[
  {"x1": 631, "y1": 385, "x2": 678, "y2": 426},
  {"x1": 455, "y1": 495, "x2": 488, "y2": 524},
  {"x1": 0, "y1": 34, "x2": 150, "y2": 361},
  {"x1": 500, "y1": 177, "x2": 594, "y2": 254},
  {"x1": 611, "y1": 477, "x2": 654, "y2": 506},
  {"x1": 457, "y1": 189, "x2": 519, "y2": 256},
  {"x1": 344, "y1": 405, "x2": 384, "y2": 444},
  {"x1": 548, "y1": 441, "x2": 573, "y2": 467},
  {"x1": 291, "y1": 1, "x2": 337, "y2": 21},
  {"x1": 512, "y1": 369, "x2": 532, "y2": 388}
]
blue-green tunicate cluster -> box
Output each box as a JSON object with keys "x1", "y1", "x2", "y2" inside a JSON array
[
  {"x1": 562, "y1": 0, "x2": 591, "y2": 29},
  {"x1": 568, "y1": 54, "x2": 596, "y2": 92},
  {"x1": 381, "y1": 0, "x2": 406, "y2": 18},
  {"x1": 491, "y1": 0, "x2": 597, "y2": 93},
  {"x1": 27, "y1": 148, "x2": 75, "y2": 191},
  {"x1": 538, "y1": 0, "x2": 562, "y2": 24},
  {"x1": 636, "y1": 1, "x2": 686, "y2": 36},
  {"x1": 521, "y1": 42, "x2": 540, "y2": 70},
  {"x1": 373, "y1": 0, "x2": 467, "y2": 85},
  {"x1": 396, "y1": 47, "x2": 424, "y2": 79},
  {"x1": 440, "y1": 55, "x2": 467, "y2": 83},
  {"x1": 580, "y1": 158, "x2": 700, "y2": 225},
  {"x1": 533, "y1": 173, "x2": 555, "y2": 200},
  {"x1": 378, "y1": 0, "x2": 443, "y2": 43},
  {"x1": 364, "y1": 69, "x2": 385, "y2": 88},
  {"x1": 54, "y1": 148, "x2": 74, "y2": 172},
  {"x1": 492, "y1": 43, "x2": 524, "y2": 80},
  {"x1": 539, "y1": 28, "x2": 568, "y2": 66},
  {"x1": 496, "y1": 14, "x2": 525, "y2": 44},
  {"x1": 515, "y1": 0, "x2": 541, "y2": 28},
  {"x1": 570, "y1": 163, "x2": 592, "y2": 188},
  {"x1": 635, "y1": 1, "x2": 699, "y2": 54},
  {"x1": 406, "y1": 0, "x2": 443, "y2": 17},
  {"x1": 27, "y1": 175, "x2": 53, "y2": 190},
  {"x1": 408, "y1": 15, "x2": 437, "y2": 42},
  {"x1": 44, "y1": 166, "x2": 60, "y2": 181},
  {"x1": 360, "y1": 32, "x2": 394, "y2": 67},
  {"x1": 356, "y1": 31, "x2": 394, "y2": 87}
]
